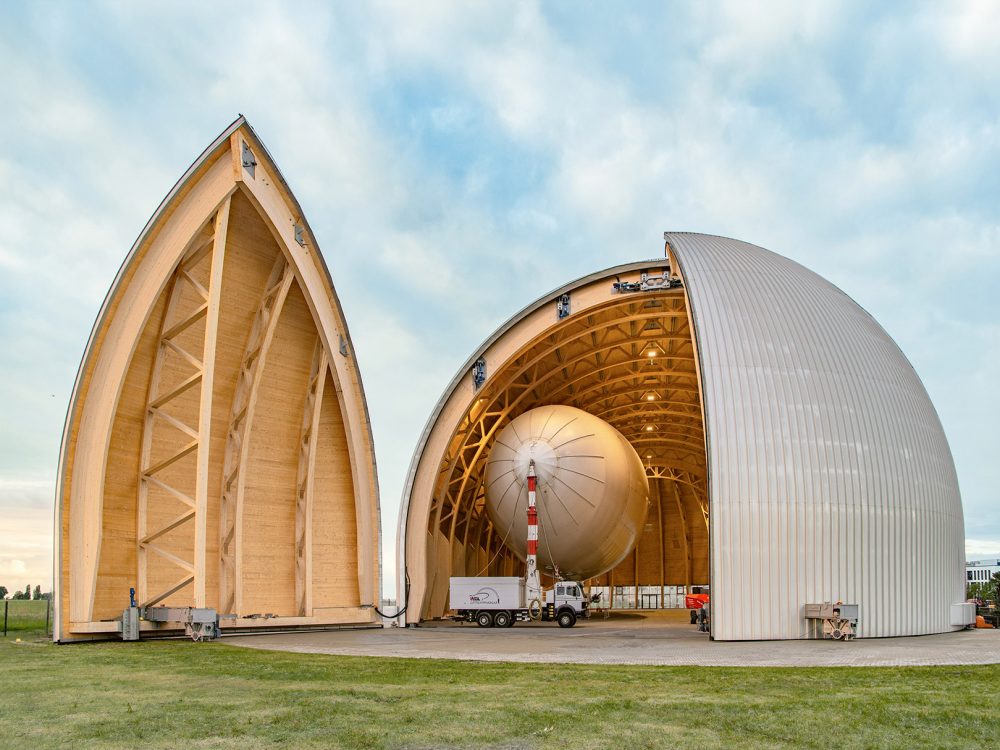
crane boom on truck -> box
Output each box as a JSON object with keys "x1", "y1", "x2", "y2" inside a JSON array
[
  {"x1": 449, "y1": 460, "x2": 590, "y2": 628},
  {"x1": 525, "y1": 460, "x2": 542, "y2": 607}
]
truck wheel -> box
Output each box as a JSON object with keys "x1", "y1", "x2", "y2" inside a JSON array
[
  {"x1": 493, "y1": 611, "x2": 511, "y2": 628},
  {"x1": 528, "y1": 599, "x2": 543, "y2": 621},
  {"x1": 557, "y1": 610, "x2": 577, "y2": 628},
  {"x1": 476, "y1": 611, "x2": 494, "y2": 628}
]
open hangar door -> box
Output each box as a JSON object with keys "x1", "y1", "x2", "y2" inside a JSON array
[{"x1": 397, "y1": 253, "x2": 711, "y2": 629}]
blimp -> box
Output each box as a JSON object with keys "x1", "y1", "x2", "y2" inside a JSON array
[{"x1": 483, "y1": 404, "x2": 649, "y2": 581}]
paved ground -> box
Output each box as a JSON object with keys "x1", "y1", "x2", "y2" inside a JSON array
[{"x1": 225, "y1": 610, "x2": 1000, "y2": 667}]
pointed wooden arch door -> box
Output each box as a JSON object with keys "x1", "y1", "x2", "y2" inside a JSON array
[{"x1": 55, "y1": 118, "x2": 380, "y2": 640}]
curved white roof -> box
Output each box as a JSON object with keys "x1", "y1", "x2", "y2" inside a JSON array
[{"x1": 667, "y1": 232, "x2": 965, "y2": 638}]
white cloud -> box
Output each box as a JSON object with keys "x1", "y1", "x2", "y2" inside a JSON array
[
  {"x1": 966, "y1": 540, "x2": 1000, "y2": 561},
  {"x1": 0, "y1": 491, "x2": 53, "y2": 593},
  {"x1": 940, "y1": 0, "x2": 1000, "y2": 71}
]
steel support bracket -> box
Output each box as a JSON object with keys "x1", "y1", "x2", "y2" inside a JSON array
[
  {"x1": 612, "y1": 270, "x2": 683, "y2": 294},
  {"x1": 241, "y1": 140, "x2": 257, "y2": 178},
  {"x1": 472, "y1": 357, "x2": 487, "y2": 390},
  {"x1": 556, "y1": 293, "x2": 571, "y2": 319}
]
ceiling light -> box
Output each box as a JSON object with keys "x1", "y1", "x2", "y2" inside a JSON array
[{"x1": 645, "y1": 342, "x2": 666, "y2": 359}]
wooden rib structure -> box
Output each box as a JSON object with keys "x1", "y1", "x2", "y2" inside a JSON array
[
  {"x1": 55, "y1": 117, "x2": 380, "y2": 641},
  {"x1": 398, "y1": 259, "x2": 710, "y2": 623}
]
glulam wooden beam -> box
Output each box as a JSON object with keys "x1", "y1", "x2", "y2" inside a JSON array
[
  {"x1": 194, "y1": 197, "x2": 229, "y2": 607},
  {"x1": 295, "y1": 339, "x2": 328, "y2": 616}
]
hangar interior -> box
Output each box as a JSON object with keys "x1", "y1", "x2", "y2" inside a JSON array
[{"x1": 419, "y1": 262, "x2": 711, "y2": 617}]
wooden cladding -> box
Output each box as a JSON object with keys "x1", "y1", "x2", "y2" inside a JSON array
[{"x1": 56, "y1": 119, "x2": 379, "y2": 640}]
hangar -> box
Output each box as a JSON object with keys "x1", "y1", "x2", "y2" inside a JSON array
[
  {"x1": 54, "y1": 118, "x2": 381, "y2": 641},
  {"x1": 397, "y1": 233, "x2": 967, "y2": 640}
]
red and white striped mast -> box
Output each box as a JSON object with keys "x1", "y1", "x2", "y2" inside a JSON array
[{"x1": 525, "y1": 460, "x2": 542, "y2": 603}]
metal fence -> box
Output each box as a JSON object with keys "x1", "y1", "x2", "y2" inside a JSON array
[{"x1": 2, "y1": 599, "x2": 51, "y2": 637}]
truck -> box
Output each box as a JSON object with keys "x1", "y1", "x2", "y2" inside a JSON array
[
  {"x1": 449, "y1": 576, "x2": 590, "y2": 628},
  {"x1": 449, "y1": 460, "x2": 590, "y2": 628}
]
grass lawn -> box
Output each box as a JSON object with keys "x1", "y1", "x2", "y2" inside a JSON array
[
  {"x1": 2, "y1": 599, "x2": 51, "y2": 633},
  {"x1": 1, "y1": 628, "x2": 995, "y2": 749}
]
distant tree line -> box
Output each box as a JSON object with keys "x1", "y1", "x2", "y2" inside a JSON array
[
  {"x1": 968, "y1": 572, "x2": 1000, "y2": 604},
  {"x1": 0, "y1": 585, "x2": 51, "y2": 600}
]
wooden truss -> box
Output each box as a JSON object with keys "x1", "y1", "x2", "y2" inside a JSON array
[
  {"x1": 219, "y1": 256, "x2": 294, "y2": 614},
  {"x1": 137, "y1": 199, "x2": 230, "y2": 608},
  {"x1": 294, "y1": 339, "x2": 329, "y2": 617},
  {"x1": 423, "y1": 290, "x2": 710, "y2": 602}
]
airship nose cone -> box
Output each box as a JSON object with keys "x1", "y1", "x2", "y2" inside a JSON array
[{"x1": 516, "y1": 439, "x2": 558, "y2": 487}]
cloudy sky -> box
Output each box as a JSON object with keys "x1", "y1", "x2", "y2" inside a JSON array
[{"x1": 1, "y1": 1, "x2": 997, "y2": 597}]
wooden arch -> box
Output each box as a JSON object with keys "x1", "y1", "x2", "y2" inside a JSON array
[
  {"x1": 398, "y1": 259, "x2": 711, "y2": 623},
  {"x1": 55, "y1": 118, "x2": 380, "y2": 640}
]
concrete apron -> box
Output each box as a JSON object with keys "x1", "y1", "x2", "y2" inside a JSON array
[{"x1": 223, "y1": 610, "x2": 1000, "y2": 667}]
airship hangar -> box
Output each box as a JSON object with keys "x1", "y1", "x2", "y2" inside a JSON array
[
  {"x1": 54, "y1": 118, "x2": 381, "y2": 641},
  {"x1": 397, "y1": 233, "x2": 968, "y2": 640}
]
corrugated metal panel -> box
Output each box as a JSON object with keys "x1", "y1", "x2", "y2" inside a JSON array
[{"x1": 667, "y1": 232, "x2": 965, "y2": 640}]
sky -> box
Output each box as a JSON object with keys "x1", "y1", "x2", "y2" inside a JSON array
[{"x1": 0, "y1": 1, "x2": 998, "y2": 599}]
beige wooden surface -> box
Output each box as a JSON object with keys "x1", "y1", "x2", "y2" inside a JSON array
[{"x1": 56, "y1": 119, "x2": 380, "y2": 640}]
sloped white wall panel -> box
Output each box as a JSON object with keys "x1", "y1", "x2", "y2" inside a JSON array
[{"x1": 668, "y1": 233, "x2": 965, "y2": 640}]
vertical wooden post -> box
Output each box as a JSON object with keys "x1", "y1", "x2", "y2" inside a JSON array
[
  {"x1": 672, "y1": 481, "x2": 691, "y2": 595},
  {"x1": 45, "y1": 597, "x2": 50, "y2": 635},
  {"x1": 656, "y1": 480, "x2": 665, "y2": 608},
  {"x1": 633, "y1": 546, "x2": 639, "y2": 609},
  {"x1": 3, "y1": 600, "x2": 7, "y2": 637},
  {"x1": 296, "y1": 341, "x2": 328, "y2": 617},
  {"x1": 194, "y1": 200, "x2": 229, "y2": 607},
  {"x1": 484, "y1": 525, "x2": 494, "y2": 576}
]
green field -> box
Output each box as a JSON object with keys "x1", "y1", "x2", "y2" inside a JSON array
[
  {"x1": 1, "y1": 628, "x2": 995, "y2": 749},
  {"x1": 1, "y1": 599, "x2": 51, "y2": 634}
]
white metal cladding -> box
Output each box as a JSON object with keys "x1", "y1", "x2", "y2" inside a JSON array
[{"x1": 667, "y1": 232, "x2": 966, "y2": 640}]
